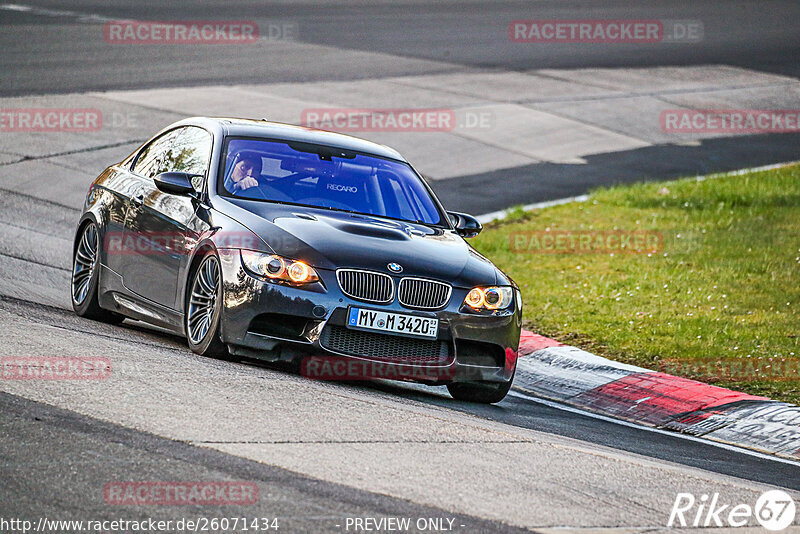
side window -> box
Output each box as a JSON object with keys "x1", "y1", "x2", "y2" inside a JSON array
[
  {"x1": 172, "y1": 127, "x2": 213, "y2": 191},
  {"x1": 133, "y1": 127, "x2": 212, "y2": 191},
  {"x1": 132, "y1": 130, "x2": 179, "y2": 179}
]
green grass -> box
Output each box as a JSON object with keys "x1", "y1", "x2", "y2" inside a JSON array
[{"x1": 473, "y1": 164, "x2": 800, "y2": 403}]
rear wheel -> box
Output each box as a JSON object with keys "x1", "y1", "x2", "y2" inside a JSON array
[
  {"x1": 447, "y1": 377, "x2": 513, "y2": 404},
  {"x1": 71, "y1": 221, "x2": 124, "y2": 323},
  {"x1": 185, "y1": 253, "x2": 229, "y2": 358}
]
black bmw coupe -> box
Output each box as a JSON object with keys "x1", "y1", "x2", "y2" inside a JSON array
[{"x1": 71, "y1": 118, "x2": 522, "y2": 403}]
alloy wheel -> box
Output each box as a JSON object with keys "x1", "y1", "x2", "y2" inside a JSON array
[
  {"x1": 72, "y1": 223, "x2": 98, "y2": 305},
  {"x1": 187, "y1": 256, "x2": 220, "y2": 344}
]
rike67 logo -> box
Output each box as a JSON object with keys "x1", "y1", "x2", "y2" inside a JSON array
[{"x1": 669, "y1": 490, "x2": 796, "y2": 530}]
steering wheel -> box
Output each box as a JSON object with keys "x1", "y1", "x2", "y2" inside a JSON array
[
  {"x1": 234, "y1": 181, "x2": 294, "y2": 203},
  {"x1": 255, "y1": 183, "x2": 293, "y2": 203}
]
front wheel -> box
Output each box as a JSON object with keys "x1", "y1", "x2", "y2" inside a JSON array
[
  {"x1": 447, "y1": 378, "x2": 513, "y2": 404},
  {"x1": 185, "y1": 252, "x2": 229, "y2": 358},
  {"x1": 71, "y1": 221, "x2": 124, "y2": 324}
]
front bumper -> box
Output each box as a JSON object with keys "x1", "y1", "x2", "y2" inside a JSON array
[{"x1": 216, "y1": 249, "x2": 521, "y2": 383}]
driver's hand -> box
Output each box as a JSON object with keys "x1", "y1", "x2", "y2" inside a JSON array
[{"x1": 236, "y1": 177, "x2": 259, "y2": 191}]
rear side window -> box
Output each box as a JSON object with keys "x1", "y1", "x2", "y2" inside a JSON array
[{"x1": 133, "y1": 127, "x2": 212, "y2": 189}]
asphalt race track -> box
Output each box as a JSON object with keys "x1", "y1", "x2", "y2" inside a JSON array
[
  {"x1": 1, "y1": 1, "x2": 799, "y2": 532},
  {"x1": 3, "y1": 1, "x2": 800, "y2": 211},
  {"x1": 3, "y1": 0, "x2": 800, "y2": 93}
]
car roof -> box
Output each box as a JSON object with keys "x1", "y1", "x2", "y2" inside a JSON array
[{"x1": 175, "y1": 117, "x2": 407, "y2": 162}]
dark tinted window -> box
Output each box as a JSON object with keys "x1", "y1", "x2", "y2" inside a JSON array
[
  {"x1": 133, "y1": 127, "x2": 212, "y2": 189},
  {"x1": 220, "y1": 138, "x2": 443, "y2": 225}
]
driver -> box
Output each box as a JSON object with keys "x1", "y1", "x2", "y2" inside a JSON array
[{"x1": 225, "y1": 151, "x2": 262, "y2": 194}]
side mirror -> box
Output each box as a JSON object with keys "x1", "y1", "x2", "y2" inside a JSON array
[
  {"x1": 154, "y1": 172, "x2": 199, "y2": 196},
  {"x1": 448, "y1": 211, "x2": 482, "y2": 238}
]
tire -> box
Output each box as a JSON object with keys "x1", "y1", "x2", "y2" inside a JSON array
[
  {"x1": 71, "y1": 221, "x2": 124, "y2": 324},
  {"x1": 447, "y1": 376, "x2": 513, "y2": 404},
  {"x1": 185, "y1": 252, "x2": 230, "y2": 358}
]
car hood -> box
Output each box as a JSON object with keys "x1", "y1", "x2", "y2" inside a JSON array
[{"x1": 219, "y1": 199, "x2": 503, "y2": 288}]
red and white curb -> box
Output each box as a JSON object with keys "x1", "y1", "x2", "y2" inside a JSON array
[{"x1": 515, "y1": 330, "x2": 800, "y2": 461}]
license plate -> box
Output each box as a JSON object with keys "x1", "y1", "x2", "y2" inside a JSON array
[{"x1": 347, "y1": 307, "x2": 438, "y2": 339}]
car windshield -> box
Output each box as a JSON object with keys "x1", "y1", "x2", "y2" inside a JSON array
[{"x1": 219, "y1": 138, "x2": 444, "y2": 226}]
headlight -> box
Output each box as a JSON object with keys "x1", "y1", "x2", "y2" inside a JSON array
[
  {"x1": 463, "y1": 286, "x2": 513, "y2": 310},
  {"x1": 240, "y1": 250, "x2": 319, "y2": 284}
]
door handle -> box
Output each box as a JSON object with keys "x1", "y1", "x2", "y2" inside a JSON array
[{"x1": 132, "y1": 193, "x2": 144, "y2": 206}]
